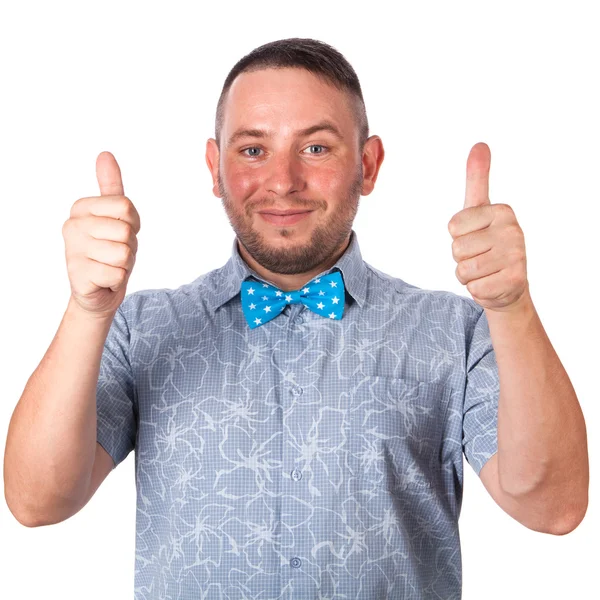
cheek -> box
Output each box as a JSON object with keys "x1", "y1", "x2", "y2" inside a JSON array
[
  {"x1": 223, "y1": 161, "x2": 351, "y2": 199},
  {"x1": 314, "y1": 166, "x2": 348, "y2": 195},
  {"x1": 224, "y1": 163, "x2": 261, "y2": 198}
]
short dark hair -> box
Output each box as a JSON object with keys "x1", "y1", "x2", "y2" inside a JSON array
[{"x1": 215, "y1": 38, "x2": 369, "y2": 153}]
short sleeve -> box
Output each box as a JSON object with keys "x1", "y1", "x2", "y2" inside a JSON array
[
  {"x1": 462, "y1": 306, "x2": 499, "y2": 476},
  {"x1": 96, "y1": 302, "x2": 137, "y2": 470}
]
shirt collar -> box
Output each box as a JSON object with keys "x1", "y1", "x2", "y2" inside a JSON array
[{"x1": 208, "y1": 229, "x2": 368, "y2": 313}]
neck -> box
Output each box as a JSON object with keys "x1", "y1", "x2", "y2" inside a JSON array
[{"x1": 237, "y1": 234, "x2": 351, "y2": 292}]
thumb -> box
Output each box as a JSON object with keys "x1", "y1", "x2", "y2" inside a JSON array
[
  {"x1": 96, "y1": 151, "x2": 125, "y2": 196},
  {"x1": 464, "y1": 142, "x2": 491, "y2": 209}
]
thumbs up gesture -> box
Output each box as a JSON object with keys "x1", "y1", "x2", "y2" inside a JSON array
[
  {"x1": 447, "y1": 142, "x2": 529, "y2": 313},
  {"x1": 62, "y1": 151, "x2": 141, "y2": 317}
]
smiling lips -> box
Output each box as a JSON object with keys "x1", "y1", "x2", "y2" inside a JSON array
[{"x1": 258, "y1": 210, "x2": 313, "y2": 226}]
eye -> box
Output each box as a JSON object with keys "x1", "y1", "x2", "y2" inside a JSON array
[
  {"x1": 303, "y1": 144, "x2": 328, "y2": 155},
  {"x1": 241, "y1": 147, "x2": 263, "y2": 158}
]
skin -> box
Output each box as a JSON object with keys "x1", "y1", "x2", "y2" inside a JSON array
[{"x1": 205, "y1": 67, "x2": 385, "y2": 291}]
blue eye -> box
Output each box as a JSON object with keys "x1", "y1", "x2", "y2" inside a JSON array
[
  {"x1": 241, "y1": 145, "x2": 328, "y2": 158},
  {"x1": 242, "y1": 147, "x2": 262, "y2": 157}
]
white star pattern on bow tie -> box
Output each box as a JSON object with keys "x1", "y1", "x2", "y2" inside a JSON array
[{"x1": 240, "y1": 270, "x2": 345, "y2": 329}]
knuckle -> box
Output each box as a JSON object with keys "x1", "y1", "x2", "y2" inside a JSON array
[
  {"x1": 70, "y1": 198, "x2": 82, "y2": 214},
  {"x1": 455, "y1": 264, "x2": 465, "y2": 283},
  {"x1": 511, "y1": 269, "x2": 526, "y2": 287},
  {"x1": 495, "y1": 203, "x2": 514, "y2": 218},
  {"x1": 509, "y1": 223, "x2": 522, "y2": 238},
  {"x1": 121, "y1": 196, "x2": 135, "y2": 215},
  {"x1": 119, "y1": 220, "x2": 133, "y2": 241},
  {"x1": 508, "y1": 245, "x2": 523, "y2": 262},
  {"x1": 120, "y1": 197, "x2": 140, "y2": 230},
  {"x1": 63, "y1": 217, "x2": 81, "y2": 239},
  {"x1": 70, "y1": 196, "x2": 89, "y2": 218},
  {"x1": 119, "y1": 243, "x2": 133, "y2": 264},
  {"x1": 451, "y1": 238, "x2": 461, "y2": 258}
]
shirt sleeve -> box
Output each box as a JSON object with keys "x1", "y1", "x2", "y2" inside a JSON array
[
  {"x1": 462, "y1": 305, "x2": 499, "y2": 477},
  {"x1": 96, "y1": 301, "x2": 137, "y2": 470}
]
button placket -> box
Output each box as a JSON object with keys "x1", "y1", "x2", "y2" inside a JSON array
[{"x1": 282, "y1": 306, "x2": 309, "y2": 577}]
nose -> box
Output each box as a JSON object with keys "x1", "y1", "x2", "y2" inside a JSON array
[{"x1": 264, "y1": 151, "x2": 305, "y2": 197}]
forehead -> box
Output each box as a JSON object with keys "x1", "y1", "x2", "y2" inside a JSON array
[{"x1": 221, "y1": 67, "x2": 355, "y2": 136}]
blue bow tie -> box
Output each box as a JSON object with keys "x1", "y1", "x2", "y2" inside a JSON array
[{"x1": 240, "y1": 270, "x2": 345, "y2": 329}]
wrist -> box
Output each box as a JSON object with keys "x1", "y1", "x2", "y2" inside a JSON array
[{"x1": 66, "y1": 295, "x2": 118, "y2": 324}]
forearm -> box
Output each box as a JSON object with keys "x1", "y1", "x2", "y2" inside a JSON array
[
  {"x1": 4, "y1": 296, "x2": 115, "y2": 525},
  {"x1": 485, "y1": 285, "x2": 589, "y2": 528}
]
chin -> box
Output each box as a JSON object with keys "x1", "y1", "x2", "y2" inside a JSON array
[
  {"x1": 256, "y1": 222, "x2": 311, "y2": 240},
  {"x1": 268, "y1": 229, "x2": 313, "y2": 245}
]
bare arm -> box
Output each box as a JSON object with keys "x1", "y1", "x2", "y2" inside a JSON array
[
  {"x1": 4, "y1": 296, "x2": 116, "y2": 526},
  {"x1": 5, "y1": 151, "x2": 139, "y2": 527},
  {"x1": 482, "y1": 288, "x2": 588, "y2": 533}
]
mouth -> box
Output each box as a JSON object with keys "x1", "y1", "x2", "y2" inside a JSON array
[{"x1": 258, "y1": 209, "x2": 314, "y2": 226}]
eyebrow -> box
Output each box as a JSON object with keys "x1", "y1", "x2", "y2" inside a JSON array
[{"x1": 226, "y1": 120, "x2": 344, "y2": 147}]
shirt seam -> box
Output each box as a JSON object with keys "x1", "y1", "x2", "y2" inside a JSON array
[{"x1": 118, "y1": 296, "x2": 138, "y2": 412}]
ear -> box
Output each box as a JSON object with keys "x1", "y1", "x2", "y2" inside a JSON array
[
  {"x1": 360, "y1": 135, "x2": 385, "y2": 196},
  {"x1": 205, "y1": 138, "x2": 221, "y2": 198}
]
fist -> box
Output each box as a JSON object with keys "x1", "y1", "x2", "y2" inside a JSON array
[
  {"x1": 62, "y1": 151, "x2": 141, "y2": 317},
  {"x1": 448, "y1": 142, "x2": 528, "y2": 312}
]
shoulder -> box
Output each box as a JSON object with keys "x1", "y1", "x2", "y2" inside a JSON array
[
  {"x1": 117, "y1": 268, "x2": 221, "y2": 326},
  {"x1": 363, "y1": 261, "x2": 481, "y2": 322}
]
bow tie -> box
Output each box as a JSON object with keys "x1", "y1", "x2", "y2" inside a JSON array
[{"x1": 240, "y1": 270, "x2": 345, "y2": 329}]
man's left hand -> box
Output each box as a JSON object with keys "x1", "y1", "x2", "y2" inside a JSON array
[{"x1": 448, "y1": 142, "x2": 529, "y2": 313}]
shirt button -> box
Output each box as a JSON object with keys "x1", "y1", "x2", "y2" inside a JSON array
[
  {"x1": 291, "y1": 385, "x2": 303, "y2": 396},
  {"x1": 291, "y1": 469, "x2": 302, "y2": 481},
  {"x1": 290, "y1": 557, "x2": 302, "y2": 568},
  {"x1": 296, "y1": 316, "x2": 304, "y2": 324}
]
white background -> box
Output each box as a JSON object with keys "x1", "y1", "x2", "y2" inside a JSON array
[{"x1": 1, "y1": 1, "x2": 597, "y2": 598}]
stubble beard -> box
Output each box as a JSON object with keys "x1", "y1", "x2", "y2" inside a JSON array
[{"x1": 218, "y1": 168, "x2": 363, "y2": 275}]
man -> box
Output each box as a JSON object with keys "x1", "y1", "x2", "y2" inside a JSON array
[{"x1": 6, "y1": 37, "x2": 588, "y2": 599}]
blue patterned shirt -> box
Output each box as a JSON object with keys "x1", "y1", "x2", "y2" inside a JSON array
[{"x1": 96, "y1": 229, "x2": 499, "y2": 599}]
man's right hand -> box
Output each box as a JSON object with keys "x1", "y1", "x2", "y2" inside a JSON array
[{"x1": 62, "y1": 151, "x2": 141, "y2": 317}]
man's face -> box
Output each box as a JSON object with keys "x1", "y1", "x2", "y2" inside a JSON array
[{"x1": 207, "y1": 67, "x2": 366, "y2": 275}]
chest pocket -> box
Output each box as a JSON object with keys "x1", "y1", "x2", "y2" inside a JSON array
[{"x1": 347, "y1": 375, "x2": 450, "y2": 490}]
